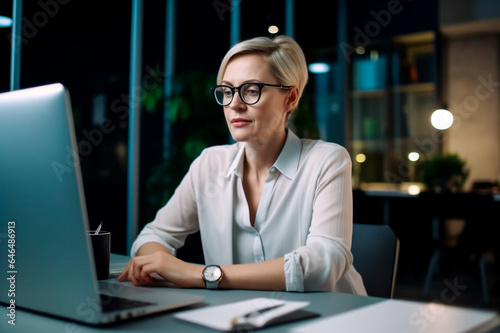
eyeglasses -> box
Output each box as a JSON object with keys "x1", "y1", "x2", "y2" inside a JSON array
[{"x1": 210, "y1": 82, "x2": 293, "y2": 106}]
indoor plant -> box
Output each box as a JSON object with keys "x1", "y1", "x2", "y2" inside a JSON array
[{"x1": 419, "y1": 153, "x2": 469, "y2": 193}]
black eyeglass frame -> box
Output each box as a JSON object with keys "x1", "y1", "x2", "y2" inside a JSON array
[{"x1": 210, "y1": 82, "x2": 293, "y2": 106}]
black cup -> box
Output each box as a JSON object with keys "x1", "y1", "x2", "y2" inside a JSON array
[{"x1": 88, "y1": 231, "x2": 110, "y2": 280}]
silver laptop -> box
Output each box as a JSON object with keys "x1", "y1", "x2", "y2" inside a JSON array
[{"x1": 0, "y1": 83, "x2": 204, "y2": 324}]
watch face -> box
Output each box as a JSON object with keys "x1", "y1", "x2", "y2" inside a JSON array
[{"x1": 203, "y1": 265, "x2": 222, "y2": 282}]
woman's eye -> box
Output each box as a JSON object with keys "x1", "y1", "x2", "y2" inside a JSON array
[{"x1": 244, "y1": 85, "x2": 259, "y2": 95}]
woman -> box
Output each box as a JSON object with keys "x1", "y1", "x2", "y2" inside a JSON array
[{"x1": 118, "y1": 35, "x2": 366, "y2": 294}]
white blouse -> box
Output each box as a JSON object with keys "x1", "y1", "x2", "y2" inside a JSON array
[{"x1": 131, "y1": 130, "x2": 366, "y2": 294}]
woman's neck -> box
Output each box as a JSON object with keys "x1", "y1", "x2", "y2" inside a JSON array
[{"x1": 243, "y1": 128, "x2": 287, "y2": 176}]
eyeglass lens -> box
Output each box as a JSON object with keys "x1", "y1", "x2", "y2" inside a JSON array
[{"x1": 213, "y1": 83, "x2": 261, "y2": 106}]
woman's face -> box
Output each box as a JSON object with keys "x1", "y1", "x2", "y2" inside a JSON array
[{"x1": 221, "y1": 54, "x2": 294, "y2": 145}]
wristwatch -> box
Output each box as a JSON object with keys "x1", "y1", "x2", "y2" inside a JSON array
[{"x1": 202, "y1": 265, "x2": 223, "y2": 289}]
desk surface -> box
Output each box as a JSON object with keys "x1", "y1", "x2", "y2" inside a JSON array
[{"x1": 2, "y1": 254, "x2": 499, "y2": 333}]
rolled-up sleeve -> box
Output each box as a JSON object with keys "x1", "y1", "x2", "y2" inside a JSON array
[
  {"x1": 282, "y1": 146, "x2": 365, "y2": 294},
  {"x1": 284, "y1": 237, "x2": 353, "y2": 292}
]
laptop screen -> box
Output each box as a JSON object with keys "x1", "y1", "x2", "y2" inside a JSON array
[{"x1": 0, "y1": 84, "x2": 100, "y2": 320}]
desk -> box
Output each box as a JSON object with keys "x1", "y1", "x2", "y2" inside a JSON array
[
  {"x1": 357, "y1": 190, "x2": 500, "y2": 304},
  {"x1": 362, "y1": 189, "x2": 418, "y2": 225},
  {"x1": 2, "y1": 254, "x2": 499, "y2": 333},
  {"x1": 356, "y1": 190, "x2": 499, "y2": 227}
]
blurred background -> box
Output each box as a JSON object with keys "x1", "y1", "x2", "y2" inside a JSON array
[{"x1": 1, "y1": 0, "x2": 499, "y2": 311}]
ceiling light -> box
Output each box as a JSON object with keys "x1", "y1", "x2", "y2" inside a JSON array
[
  {"x1": 0, "y1": 15, "x2": 13, "y2": 28},
  {"x1": 355, "y1": 153, "x2": 366, "y2": 163},
  {"x1": 407, "y1": 185, "x2": 421, "y2": 195},
  {"x1": 268, "y1": 25, "x2": 279, "y2": 34},
  {"x1": 355, "y1": 46, "x2": 365, "y2": 55},
  {"x1": 308, "y1": 62, "x2": 331, "y2": 74},
  {"x1": 408, "y1": 152, "x2": 420, "y2": 162},
  {"x1": 431, "y1": 108, "x2": 453, "y2": 130}
]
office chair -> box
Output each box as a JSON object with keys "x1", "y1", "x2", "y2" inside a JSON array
[
  {"x1": 422, "y1": 216, "x2": 489, "y2": 304},
  {"x1": 419, "y1": 192, "x2": 493, "y2": 304},
  {"x1": 351, "y1": 223, "x2": 400, "y2": 298}
]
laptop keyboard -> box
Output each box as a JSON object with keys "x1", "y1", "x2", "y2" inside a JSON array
[{"x1": 100, "y1": 293, "x2": 156, "y2": 313}]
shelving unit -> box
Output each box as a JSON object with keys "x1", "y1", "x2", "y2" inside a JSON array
[{"x1": 349, "y1": 31, "x2": 437, "y2": 186}]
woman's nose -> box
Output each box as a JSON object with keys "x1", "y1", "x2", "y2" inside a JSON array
[{"x1": 229, "y1": 89, "x2": 246, "y2": 108}]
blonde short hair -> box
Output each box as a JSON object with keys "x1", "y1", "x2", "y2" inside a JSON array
[{"x1": 217, "y1": 35, "x2": 308, "y2": 111}]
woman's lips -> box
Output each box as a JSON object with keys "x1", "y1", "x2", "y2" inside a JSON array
[{"x1": 231, "y1": 118, "x2": 251, "y2": 127}]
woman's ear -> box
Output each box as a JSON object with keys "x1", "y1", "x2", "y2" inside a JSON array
[{"x1": 285, "y1": 86, "x2": 300, "y2": 112}]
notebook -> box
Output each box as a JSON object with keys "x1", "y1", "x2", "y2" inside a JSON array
[
  {"x1": 290, "y1": 299, "x2": 500, "y2": 333},
  {"x1": 174, "y1": 297, "x2": 317, "y2": 331},
  {"x1": 0, "y1": 83, "x2": 204, "y2": 325}
]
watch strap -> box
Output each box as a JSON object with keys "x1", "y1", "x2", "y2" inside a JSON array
[{"x1": 205, "y1": 280, "x2": 219, "y2": 289}]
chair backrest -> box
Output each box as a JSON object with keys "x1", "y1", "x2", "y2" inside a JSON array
[{"x1": 351, "y1": 223, "x2": 400, "y2": 298}]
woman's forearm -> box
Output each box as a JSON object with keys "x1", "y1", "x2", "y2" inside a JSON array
[
  {"x1": 136, "y1": 242, "x2": 171, "y2": 256},
  {"x1": 133, "y1": 243, "x2": 286, "y2": 290},
  {"x1": 219, "y1": 257, "x2": 286, "y2": 291}
]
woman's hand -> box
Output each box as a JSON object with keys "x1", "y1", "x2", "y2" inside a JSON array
[{"x1": 117, "y1": 251, "x2": 204, "y2": 288}]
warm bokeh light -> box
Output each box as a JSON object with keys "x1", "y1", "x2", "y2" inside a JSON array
[
  {"x1": 268, "y1": 25, "x2": 279, "y2": 34},
  {"x1": 407, "y1": 185, "x2": 421, "y2": 195},
  {"x1": 355, "y1": 46, "x2": 365, "y2": 54},
  {"x1": 355, "y1": 153, "x2": 366, "y2": 163},
  {"x1": 408, "y1": 152, "x2": 420, "y2": 162},
  {"x1": 431, "y1": 109, "x2": 454, "y2": 130}
]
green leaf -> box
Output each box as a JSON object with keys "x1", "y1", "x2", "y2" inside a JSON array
[{"x1": 167, "y1": 97, "x2": 190, "y2": 122}]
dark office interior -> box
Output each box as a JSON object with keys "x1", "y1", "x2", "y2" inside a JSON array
[{"x1": 1, "y1": 0, "x2": 500, "y2": 313}]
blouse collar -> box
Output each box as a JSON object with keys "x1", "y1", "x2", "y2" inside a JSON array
[{"x1": 226, "y1": 129, "x2": 301, "y2": 180}]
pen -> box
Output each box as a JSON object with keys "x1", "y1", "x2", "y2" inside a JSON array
[
  {"x1": 94, "y1": 222, "x2": 103, "y2": 235},
  {"x1": 230, "y1": 303, "x2": 285, "y2": 327}
]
